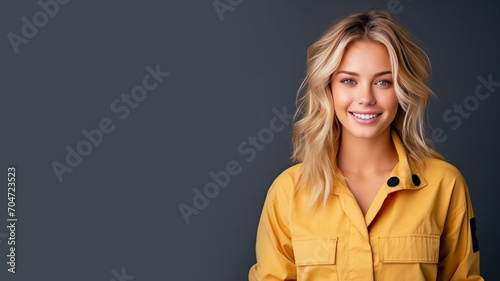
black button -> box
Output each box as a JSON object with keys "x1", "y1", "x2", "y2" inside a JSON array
[
  {"x1": 387, "y1": 176, "x2": 399, "y2": 187},
  {"x1": 412, "y1": 174, "x2": 421, "y2": 186}
]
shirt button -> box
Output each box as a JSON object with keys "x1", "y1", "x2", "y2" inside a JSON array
[
  {"x1": 412, "y1": 174, "x2": 421, "y2": 186},
  {"x1": 387, "y1": 176, "x2": 400, "y2": 187}
]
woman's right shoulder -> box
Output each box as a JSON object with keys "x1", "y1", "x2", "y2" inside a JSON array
[{"x1": 265, "y1": 163, "x2": 303, "y2": 200}]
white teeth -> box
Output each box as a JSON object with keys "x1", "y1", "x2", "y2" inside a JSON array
[{"x1": 352, "y1": 112, "x2": 380, "y2": 119}]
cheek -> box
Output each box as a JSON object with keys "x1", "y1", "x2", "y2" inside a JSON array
[
  {"x1": 380, "y1": 91, "x2": 399, "y2": 113},
  {"x1": 390, "y1": 95, "x2": 400, "y2": 113},
  {"x1": 331, "y1": 91, "x2": 351, "y2": 112}
]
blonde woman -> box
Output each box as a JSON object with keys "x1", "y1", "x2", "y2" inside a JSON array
[{"x1": 248, "y1": 8, "x2": 483, "y2": 281}]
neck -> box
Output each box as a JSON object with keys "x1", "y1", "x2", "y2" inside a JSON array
[{"x1": 337, "y1": 126, "x2": 398, "y2": 176}]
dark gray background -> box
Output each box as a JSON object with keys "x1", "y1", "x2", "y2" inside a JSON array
[{"x1": 1, "y1": 0, "x2": 499, "y2": 280}]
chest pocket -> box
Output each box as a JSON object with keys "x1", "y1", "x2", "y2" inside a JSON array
[
  {"x1": 292, "y1": 237, "x2": 339, "y2": 281},
  {"x1": 378, "y1": 234, "x2": 440, "y2": 281}
]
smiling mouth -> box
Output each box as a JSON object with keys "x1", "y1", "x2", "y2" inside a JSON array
[{"x1": 349, "y1": 112, "x2": 382, "y2": 120}]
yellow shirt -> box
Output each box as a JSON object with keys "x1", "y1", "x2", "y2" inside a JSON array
[{"x1": 248, "y1": 129, "x2": 483, "y2": 281}]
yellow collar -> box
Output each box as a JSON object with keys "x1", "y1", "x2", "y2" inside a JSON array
[
  {"x1": 388, "y1": 127, "x2": 428, "y2": 191},
  {"x1": 329, "y1": 127, "x2": 429, "y2": 231},
  {"x1": 333, "y1": 127, "x2": 428, "y2": 195}
]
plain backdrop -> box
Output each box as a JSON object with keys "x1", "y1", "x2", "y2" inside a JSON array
[{"x1": 1, "y1": 0, "x2": 499, "y2": 280}]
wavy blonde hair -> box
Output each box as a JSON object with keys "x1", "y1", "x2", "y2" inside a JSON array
[{"x1": 290, "y1": 8, "x2": 444, "y2": 209}]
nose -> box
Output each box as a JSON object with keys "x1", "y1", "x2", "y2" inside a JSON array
[{"x1": 357, "y1": 83, "x2": 376, "y2": 105}]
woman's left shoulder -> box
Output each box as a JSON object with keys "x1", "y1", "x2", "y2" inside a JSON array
[
  {"x1": 420, "y1": 157, "x2": 473, "y2": 211},
  {"x1": 420, "y1": 157, "x2": 467, "y2": 184}
]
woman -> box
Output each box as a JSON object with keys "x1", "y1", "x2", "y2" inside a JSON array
[{"x1": 248, "y1": 8, "x2": 484, "y2": 281}]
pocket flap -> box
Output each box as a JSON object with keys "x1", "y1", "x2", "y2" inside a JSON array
[
  {"x1": 292, "y1": 237, "x2": 337, "y2": 266},
  {"x1": 379, "y1": 234, "x2": 440, "y2": 263}
]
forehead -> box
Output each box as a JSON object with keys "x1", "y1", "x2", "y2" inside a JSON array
[{"x1": 337, "y1": 40, "x2": 392, "y2": 73}]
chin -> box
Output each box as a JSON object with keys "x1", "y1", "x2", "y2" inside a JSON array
[{"x1": 343, "y1": 126, "x2": 390, "y2": 140}]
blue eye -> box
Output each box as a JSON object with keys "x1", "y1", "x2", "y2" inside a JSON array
[
  {"x1": 376, "y1": 80, "x2": 391, "y2": 86},
  {"x1": 341, "y1": 79, "x2": 356, "y2": 85}
]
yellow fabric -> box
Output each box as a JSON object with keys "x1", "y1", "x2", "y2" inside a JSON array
[{"x1": 248, "y1": 128, "x2": 484, "y2": 281}]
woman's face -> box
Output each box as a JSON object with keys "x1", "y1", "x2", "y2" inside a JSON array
[{"x1": 330, "y1": 40, "x2": 399, "y2": 140}]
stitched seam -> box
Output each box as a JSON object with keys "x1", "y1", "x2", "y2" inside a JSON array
[
  {"x1": 446, "y1": 204, "x2": 467, "y2": 227},
  {"x1": 379, "y1": 235, "x2": 439, "y2": 263},
  {"x1": 347, "y1": 220, "x2": 351, "y2": 281}
]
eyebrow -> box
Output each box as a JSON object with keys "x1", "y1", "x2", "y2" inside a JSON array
[{"x1": 335, "y1": 70, "x2": 392, "y2": 77}]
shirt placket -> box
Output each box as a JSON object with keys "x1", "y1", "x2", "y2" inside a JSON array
[{"x1": 336, "y1": 179, "x2": 375, "y2": 281}]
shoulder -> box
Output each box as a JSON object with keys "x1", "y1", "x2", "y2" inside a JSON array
[
  {"x1": 421, "y1": 157, "x2": 472, "y2": 213},
  {"x1": 265, "y1": 163, "x2": 302, "y2": 202},
  {"x1": 421, "y1": 157, "x2": 467, "y2": 184}
]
